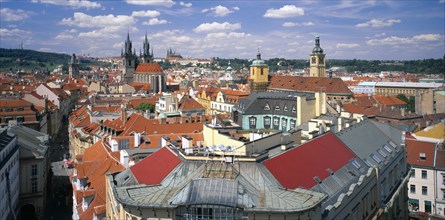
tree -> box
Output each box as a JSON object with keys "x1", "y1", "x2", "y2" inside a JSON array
[
  {"x1": 135, "y1": 102, "x2": 155, "y2": 112},
  {"x1": 396, "y1": 94, "x2": 415, "y2": 112}
]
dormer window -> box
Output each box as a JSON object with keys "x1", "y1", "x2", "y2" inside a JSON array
[
  {"x1": 275, "y1": 105, "x2": 280, "y2": 111},
  {"x1": 419, "y1": 153, "x2": 426, "y2": 161},
  {"x1": 292, "y1": 105, "x2": 296, "y2": 113},
  {"x1": 284, "y1": 105, "x2": 288, "y2": 111},
  {"x1": 264, "y1": 103, "x2": 270, "y2": 110}
]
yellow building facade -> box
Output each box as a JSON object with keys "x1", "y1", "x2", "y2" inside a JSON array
[{"x1": 249, "y1": 52, "x2": 269, "y2": 92}]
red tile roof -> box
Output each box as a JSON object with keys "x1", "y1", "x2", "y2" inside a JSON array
[
  {"x1": 0, "y1": 99, "x2": 32, "y2": 107},
  {"x1": 130, "y1": 147, "x2": 181, "y2": 185},
  {"x1": 135, "y1": 63, "x2": 164, "y2": 73},
  {"x1": 264, "y1": 133, "x2": 356, "y2": 189},
  {"x1": 268, "y1": 75, "x2": 352, "y2": 94},
  {"x1": 178, "y1": 95, "x2": 204, "y2": 111},
  {"x1": 406, "y1": 138, "x2": 436, "y2": 167}
]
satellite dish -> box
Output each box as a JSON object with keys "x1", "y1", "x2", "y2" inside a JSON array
[{"x1": 226, "y1": 146, "x2": 233, "y2": 152}]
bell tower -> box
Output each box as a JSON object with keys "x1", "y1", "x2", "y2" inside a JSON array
[
  {"x1": 309, "y1": 36, "x2": 326, "y2": 77},
  {"x1": 249, "y1": 50, "x2": 269, "y2": 92}
]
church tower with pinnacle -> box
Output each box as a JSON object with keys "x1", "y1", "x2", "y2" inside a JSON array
[
  {"x1": 140, "y1": 34, "x2": 153, "y2": 64},
  {"x1": 122, "y1": 32, "x2": 138, "y2": 83},
  {"x1": 309, "y1": 36, "x2": 326, "y2": 77}
]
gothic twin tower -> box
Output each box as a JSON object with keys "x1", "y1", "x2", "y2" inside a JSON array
[{"x1": 121, "y1": 33, "x2": 154, "y2": 82}]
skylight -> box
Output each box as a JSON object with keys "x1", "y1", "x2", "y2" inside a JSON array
[
  {"x1": 371, "y1": 154, "x2": 382, "y2": 164},
  {"x1": 388, "y1": 140, "x2": 397, "y2": 148},
  {"x1": 363, "y1": 159, "x2": 373, "y2": 167},
  {"x1": 351, "y1": 159, "x2": 362, "y2": 169},
  {"x1": 377, "y1": 149, "x2": 387, "y2": 158},
  {"x1": 383, "y1": 145, "x2": 392, "y2": 153}
]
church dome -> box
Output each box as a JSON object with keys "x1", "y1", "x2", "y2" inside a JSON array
[
  {"x1": 251, "y1": 52, "x2": 267, "y2": 66},
  {"x1": 312, "y1": 46, "x2": 323, "y2": 54},
  {"x1": 312, "y1": 36, "x2": 324, "y2": 54}
]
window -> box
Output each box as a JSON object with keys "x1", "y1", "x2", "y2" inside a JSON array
[
  {"x1": 6, "y1": 108, "x2": 12, "y2": 112},
  {"x1": 383, "y1": 145, "x2": 392, "y2": 153},
  {"x1": 17, "y1": 107, "x2": 24, "y2": 111},
  {"x1": 283, "y1": 105, "x2": 288, "y2": 111},
  {"x1": 264, "y1": 116, "x2": 271, "y2": 128},
  {"x1": 292, "y1": 105, "x2": 296, "y2": 113},
  {"x1": 249, "y1": 117, "x2": 256, "y2": 129},
  {"x1": 377, "y1": 149, "x2": 387, "y2": 158},
  {"x1": 419, "y1": 153, "x2": 426, "y2": 161},
  {"x1": 388, "y1": 140, "x2": 397, "y2": 148},
  {"x1": 273, "y1": 117, "x2": 280, "y2": 129},
  {"x1": 422, "y1": 186, "x2": 428, "y2": 195},
  {"x1": 425, "y1": 201, "x2": 432, "y2": 213},
  {"x1": 411, "y1": 169, "x2": 415, "y2": 178},
  {"x1": 422, "y1": 170, "x2": 427, "y2": 179},
  {"x1": 261, "y1": 68, "x2": 264, "y2": 75},
  {"x1": 31, "y1": 164, "x2": 37, "y2": 175},
  {"x1": 364, "y1": 159, "x2": 373, "y2": 167},
  {"x1": 442, "y1": 173, "x2": 445, "y2": 185},
  {"x1": 410, "y1": 185, "x2": 416, "y2": 194},
  {"x1": 281, "y1": 118, "x2": 287, "y2": 131},
  {"x1": 264, "y1": 103, "x2": 270, "y2": 110},
  {"x1": 275, "y1": 104, "x2": 280, "y2": 111},
  {"x1": 31, "y1": 180, "x2": 37, "y2": 193},
  {"x1": 290, "y1": 120, "x2": 296, "y2": 129},
  {"x1": 352, "y1": 159, "x2": 362, "y2": 169},
  {"x1": 16, "y1": 116, "x2": 24, "y2": 123},
  {"x1": 371, "y1": 154, "x2": 382, "y2": 164}
]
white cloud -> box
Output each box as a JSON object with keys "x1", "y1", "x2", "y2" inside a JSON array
[
  {"x1": 0, "y1": 28, "x2": 31, "y2": 37},
  {"x1": 55, "y1": 33, "x2": 75, "y2": 40},
  {"x1": 282, "y1": 21, "x2": 314, "y2": 27},
  {"x1": 412, "y1": 34, "x2": 442, "y2": 41},
  {"x1": 0, "y1": 8, "x2": 29, "y2": 21},
  {"x1": 336, "y1": 43, "x2": 360, "y2": 48},
  {"x1": 143, "y1": 18, "x2": 168, "y2": 26},
  {"x1": 264, "y1": 5, "x2": 304, "y2": 18},
  {"x1": 193, "y1": 22, "x2": 241, "y2": 33},
  {"x1": 131, "y1": 10, "x2": 160, "y2": 17},
  {"x1": 60, "y1": 12, "x2": 134, "y2": 28},
  {"x1": 113, "y1": 42, "x2": 124, "y2": 49},
  {"x1": 374, "y1": 33, "x2": 386, "y2": 37},
  {"x1": 38, "y1": 48, "x2": 53, "y2": 52},
  {"x1": 440, "y1": 0, "x2": 445, "y2": 3},
  {"x1": 202, "y1": 5, "x2": 236, "y2": 17},
  {"x1": 206, "y1": 32, "x2": 251, "y2": 39},
  {"x1": 125, "y1": 0, "x2": 175, "y2": 7},
  {"x1": 179, "y1": 1, "x2": 192, "y2": 7},
  {"x1": 356, "y1": 19, "x2": 401, "y2": 28},
  {"x1": 233, "y1": 7, "x2": 240, "y2": 11},
  {"x1": 367, "y1": 34, "x2": 442, "y2": 45},
  {"x1": 31, "y1": 0, "x2": 101, "y2": 9}
]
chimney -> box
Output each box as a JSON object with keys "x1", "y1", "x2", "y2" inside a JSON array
[
  {"x1": 121, "y1": 107, "x2": 127, "y2": 123},
  {"x1": 134, "y1": 132, "x2": 140, "y2": 148}
]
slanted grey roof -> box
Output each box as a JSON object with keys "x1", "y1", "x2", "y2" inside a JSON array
[
  {"x1": 8, "y1": 125, "x2": 49, "y2": 159},
  {"x1": 235, "y1": 92, "x2": 314, "y2": 116},
  {"x1": 335, "y1": 120, "x2": 402, "y2": 168}
]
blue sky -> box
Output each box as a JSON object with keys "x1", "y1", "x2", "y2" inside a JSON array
[{"x1": 1, "y1": 0, "x2": 444, "y2": 60}]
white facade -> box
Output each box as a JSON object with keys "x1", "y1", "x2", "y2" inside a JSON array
[
  {"x1": 0, "y1": 130, "x2": 19, "y2": 220},
  {"x1": 435, "y1": 170, "x2": 445, "y2": 216},
  {"x1": 353, "y1": 81, "x2": 376, "y2": 94},
  {"x1": 210, "y1": 91, "x2": 234, "y2": 115},
  {"x1": 408, "y1": 168, "x2": 436, "y2": 213}
]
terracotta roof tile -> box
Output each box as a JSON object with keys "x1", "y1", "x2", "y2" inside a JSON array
[
  {"x1": 130, "y1": 147, "x2": 181, "y2": 185},
  {"x1": 268, "y1": 75, "x2": 352, "y2": 94},
  {"x1": 178, "y1": 95, "x2": 204, "y2": 111},
  {"x1": 264, "y1": 133, "x2": 356, "y2": 189},
  {"x1": 406, "y1": 138, "x2": 435, "y2": 167},
  {"x1": 135, "y1": 63, "x2": 164, "y2": 74}
]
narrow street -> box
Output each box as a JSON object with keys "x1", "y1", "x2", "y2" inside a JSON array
[{"x1": 44, "y1": 119, "x2": 72, "y2": 220}]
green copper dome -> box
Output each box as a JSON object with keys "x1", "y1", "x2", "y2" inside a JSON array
[{"x1": 251, "y1": 52, "x2": 267, "y2": 66}]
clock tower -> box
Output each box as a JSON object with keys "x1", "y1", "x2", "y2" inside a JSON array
[{"x1": 309, "y1": 36, "x2": 326, "y2": 77}]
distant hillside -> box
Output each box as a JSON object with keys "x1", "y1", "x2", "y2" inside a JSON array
[
  {"x1": 0, "y1": 48, "x2": 71, "y2": 71},
  {"x1": 0, "y1": 48, "x2": 111, "y2": 72},
  {"x1": 213, "y1": 57, "x2": 445, "y2": 75}
]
